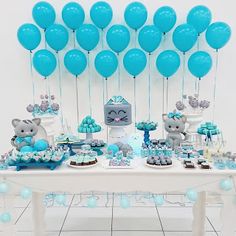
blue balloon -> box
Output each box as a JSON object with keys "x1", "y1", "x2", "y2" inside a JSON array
[
  {"x1": 62, "y1": 2, "x2": 85, "y2": 31},
  {"x1": 186, "y1": 189, "x2": 198, "y2": 202},
  {"x1": 206, "y1": 22, "x2": 231, "y2": 50},
  {"x1": 45, "y1": 24, "x2": 69, "y2": 52},
  {"x1": 188, "y1": 51, "x2": 212, "y2": 78},
  {"x1": 17, "y1": 24, "x2": 41, "y2": 51},
  {"x1": 32, "y1": 1, "x2": 56, "y2": 30},
  {"x1": 87, "y1": 196, "x2": 97, "y2": 208},
  {"x1": 153, "y1": 6, "x2": 177, "y2": 34},
  {"x1": 55, "y1": 194, "x2": 66, "y2": 205},
  {"x1": 138, "y1": 25, "x2": 162, "y2": 53},
  {"x1": 173, "y1": 24, "x2": 198, "y2": 53},
  {"x1": 95, "y1": 50, "x2": 118, "y2": 78},
  {"x1": 106, "y1": 25, "x2": 130, "y2": 54},
  {"x1": 0, "y1": 182, "x2": 9, "y2": 193},
  {"x1": 124, "y1": 2, "x2": 147, "y2": 30},
  {"x1": 220, "y1": 179, "x2": 233, "y2": 191},
  {"x1": 153, "y1": 195, "x2": 164, "y2": 206},
  {"x1": 123, "y1": 48, "x2": 147, "y2": 77},
  {"x1": 156, "y1": 50, "x2": 180, "y2": 78},
  {"x1": 187, "y1": 5, "x2": 212, "y2": 34},
  {"x1": 20, "y1": 146, "x2": 34, "y2": 153},
  {"x1": 33, "y1": 49, "x2": 57, "y2": 77},
  {"x1": 76, "y1": 24, "x2": 100, "y2": 52},
  {"x1": 0, "y1": 213, "x2": 11, "y2": 223},
  {"x1": 64, "y1": 49, "x2": 87, "y2": 76},
  {"x1": 34, "y1": 139, "x2": 49, "y2": 151},
  {"x1": 90, "y1": 1, "x2": 113, "y2": 30},
  {"x1": 120, "y1": 196, "x2": 131, "y2": 209},
  {"x1": 20, "y1": 188, "x2": 32, "y2": 200}
]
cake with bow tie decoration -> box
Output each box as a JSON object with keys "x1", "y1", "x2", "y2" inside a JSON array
[{"x1": 104, "y1": 96, "x2": 132, "y2": 127}]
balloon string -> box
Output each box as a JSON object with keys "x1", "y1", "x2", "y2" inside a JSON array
[
  {"x1": 197, "y1": 34, "x2": 200, "y2": 51},
  {"x1": 195, "y1": 35, "x2": 200, "y2": 93},
  {"x1": 101, "y1": 30, "x2": 104, "y2": 49},
  {"x1": 87, "y1": 53, "x2": 92, "y2": 116},
  {"x1": 29, "y1": 51, "x2": 36, "y2": 105},
  {"x1": 148, "y1": 53, "x2": 151, "y2": 121},
  {"x1": 162, "y1": 77, "x2": 165, "y2": 139},
  {"x1": 162, "y1": 33, "x2": 166, "y2": 50},
  {"x1": 117, "y1": 54, "x2": 121, "y2": 94},
  {"x1": 105, "y1": 79, "x2": 108, "y2": 143},
  {"x1": 181, "y1": 53, "x2": 186, "y2": 101},
  {"x1": 75, "y1": 76, "x2": 80, "y2": 127},
  {"x1": 102, "y1": 79, "x2": 105, "y2": 105},
  {"x1": 212, "y1": 50, "x2": 219, "y2": 122},
  {"x1": 197, "y1": 78, "x2": 201, "y2": 97},
  {"x1": 73, "y1": 31, "x2": 76, "y2": 49},
  {"x1": 105, "y1": 79, "x2": 108, "y2": 103},
  {"x1": 44, "y1": 30, "x2": 47, "y2": 49},
  {"x1": 166, "y1": 78, "x2": 169, "y2": 112},
  {"x1": 134, "y1": 30, "x2": 137, "y2": 48},
  {"x1": 134, "y1": 77, "x2": 137, "y2": 132},
  {"x1": 57, "y1": 52, "x2": 64, "y2": 131}
]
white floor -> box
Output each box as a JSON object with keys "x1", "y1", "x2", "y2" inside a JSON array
[{"x1": 0, "y1": 193, "x2": 232, "y2": 236}]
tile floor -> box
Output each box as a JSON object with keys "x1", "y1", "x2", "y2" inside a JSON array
[{"x1": 0, "y1": 193, "x2": 233, "y2": 236}]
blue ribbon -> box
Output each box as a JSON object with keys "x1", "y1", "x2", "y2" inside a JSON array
[
  {"x1": 168, "y1": 112, "x2": 183, "y2": 119},
  {"x1": 15, "y1": 136, "x2": 32, "y2": 144},
  {"x1": 108, "y1": 96, "x2": 127, "y2": 105}
]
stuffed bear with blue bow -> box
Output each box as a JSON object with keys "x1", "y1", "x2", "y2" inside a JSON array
[
  {"x1": 11, "y1": 118, "x2": 42, "y2": 151},
  {"x1": 163, "y1": 111, "x2": 187, "y2": 149}
]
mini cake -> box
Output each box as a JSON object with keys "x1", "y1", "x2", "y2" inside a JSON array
[
  {"x1": 201, "y1": 162, "x2": 211, "y2": 169},
  {"x1": 70, "y1": 145, "x2": 98, "y2": 167},
  {"x1": 183, "y1": 160, "x2": 195, "y2": 169},
  {"x1": 147, "y1": 156, "x2": 172, "y2": 166}
]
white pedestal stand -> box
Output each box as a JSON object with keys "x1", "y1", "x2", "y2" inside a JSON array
[
  {"x1": 36, "y1": 116, "x2": 56, "y2": 147},
  {"x1": 108, "y1": 126, "x2": 127, "y2": 144},
  {"x1": 185, "y1": 113, "x2": 203, "y2": 146}
]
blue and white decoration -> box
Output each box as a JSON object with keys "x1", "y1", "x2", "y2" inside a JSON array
[{"x1": 16, "y1": 1, "x2": 231, "y2": 130}]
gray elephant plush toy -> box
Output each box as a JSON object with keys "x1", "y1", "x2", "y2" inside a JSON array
[
  {"x1": 163, "y1": 112, "x2": 186, "y2": 149},
  {"x1": 11, "y1": 118, "x2": 41, "y2": 151}
]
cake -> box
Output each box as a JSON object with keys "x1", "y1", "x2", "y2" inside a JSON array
[
  {"x1": 104, "y1": 96, "x2": 132, "y2": 126},
  {"x1": 69, "y1": 145, "x2": 98, "y2": 167}
]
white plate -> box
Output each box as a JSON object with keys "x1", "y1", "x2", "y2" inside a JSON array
[
  {"x1": 145, "y1": 162, "x2": 173, "y2": 169},
  {"x1": 66, "y1": 160, "x2": 99, "y2": 169}
]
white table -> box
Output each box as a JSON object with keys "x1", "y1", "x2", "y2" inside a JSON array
[{"x1": 1, "y1": 159, "x2": 236, "y2": 236}]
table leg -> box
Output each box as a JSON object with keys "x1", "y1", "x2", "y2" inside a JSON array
[
  {"x1": 2, "y1": 194, "x2": 16, "y2": 236},
  {"x1": 192, "y1": 191, "x2": 206, "y2": 236},
  {"x1": 32, "y1": 192, "x2": 46, "y2": 236},
  {"x1": 220, "y1": 195, "x2": 236, "y2": 236}
]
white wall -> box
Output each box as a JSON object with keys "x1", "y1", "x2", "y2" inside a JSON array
[{"x1": 0, "y1": 0, "x2": 235, "y2": 153}]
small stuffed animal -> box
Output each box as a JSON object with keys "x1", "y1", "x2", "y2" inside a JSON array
[
  {"x1": 163, "y1": 112, "x2": 187, "y2": 149},
  {"x1": 11, "y1": 118, "x2": 41, "y2": 151}
]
